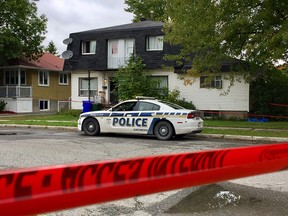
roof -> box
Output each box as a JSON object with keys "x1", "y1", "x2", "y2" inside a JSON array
[
  {"x1": 5, "y1": 53, "x2": 64, "y2": 71},
  {"x1": 72, "y1": 20, "x2": 164, "y2": 35}
]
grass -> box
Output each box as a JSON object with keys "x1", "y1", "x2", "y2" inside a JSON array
[
  {"x1": 0, "y1": 113, "x2": 78, "y2": 127},
  {"x1": 204, "y1": 119, "x2": 288, "y2": 130},
  {"x1": 0, "y1": 113, "x2": 287, "y2": 138},
  {"x1": 203, "y1": 128, "x2": 288, "y2": 138}
]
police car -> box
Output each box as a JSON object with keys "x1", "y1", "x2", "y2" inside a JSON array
[{"x1": 78, "y1": 97, "x2": 203, "y2": 140}]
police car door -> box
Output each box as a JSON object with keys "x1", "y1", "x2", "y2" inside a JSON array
[
  {"x1": 134, "y1": 101, "x2": 160, "y2": 135},
  {"x1": 109, "y1": 101, "x2": 138, "y2": 134}
]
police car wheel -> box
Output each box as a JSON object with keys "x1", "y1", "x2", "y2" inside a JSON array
[
  {"x1": 83, "y1": 118, "x2": 100, "y2": 136},
  {"x1": 154, "y1": 121, "x2": 173, "y2": 140}
]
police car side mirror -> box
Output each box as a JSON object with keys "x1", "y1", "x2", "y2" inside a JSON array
[{"x1": 108, "y1": 107, "x2": 113, "y2": 111}]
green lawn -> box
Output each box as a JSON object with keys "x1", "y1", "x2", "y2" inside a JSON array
[
  {"x1": 1, "y1": 114, "x2": 287, "y2": 138},
  {"x1": 203, "y1": 128, "x2": 288, "y2": 138},
  {"x1": 204, "y1": 119, "x2": 288, "y2": 129}
]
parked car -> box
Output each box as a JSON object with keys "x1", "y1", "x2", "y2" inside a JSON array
[{"x1": 78, "y1": 97, "x2": 203, "y2": 140}]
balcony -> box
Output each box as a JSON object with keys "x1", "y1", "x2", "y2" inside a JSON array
[
  {"x1": 0, "y1": 86, "x2": 32, "y2": 98},
  {"x1": 107, "y1": 57, "x2": 129, "y2": 69}
]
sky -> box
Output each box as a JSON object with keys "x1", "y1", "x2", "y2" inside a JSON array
[{"x1": 36, "y1": 0, "x2": 134, "y2": 56}]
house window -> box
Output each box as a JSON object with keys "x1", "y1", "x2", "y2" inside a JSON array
[
  {"x1": 107, "y1": 39, "x2": 135, "y2": 69},
  {"x1": 39, "y1": 100, "x2": 49, "y2": 111},
  {"x1": 4, "y1": 69, "x2": 26, "y2": 85},
  {"x1": 151, "y1": 76, "x2": 168, "y2": 95},
  {"x1": 82, "y1": 40, "x2": 96, "y2": 54},
  {"x1": 111, "y1": 41, "x2": 118, "y2": 54},
  {"x1": 59, "y1": 72, "x2": 68, "y2": 85},
  {"x1": 151, "y1": 76, "x2": 168, "y2": 88},
  {"x1": 39, "y1": 70, "x2": 49, "y2": 86},
  {"x1": 200, "y1": 76, "x2": 222, "y2": 89},
  {"x1": 79, "y1": 77, "x2": 98, "y2": 97},
  {"x1": 146, "y1": 35, "x2": 163, "y2": 51}
]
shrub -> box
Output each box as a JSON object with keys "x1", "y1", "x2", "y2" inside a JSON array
[
  {"x1": 162, "y1": 89, "x2": 196, "y2": 110},
  {"x1": 0, "y1": 100, "x2": 7, "y2": 112}
]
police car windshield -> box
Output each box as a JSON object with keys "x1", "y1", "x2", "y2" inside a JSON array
[{"x1": 159, "y1": 100, "x2": 185, "y2": 109}]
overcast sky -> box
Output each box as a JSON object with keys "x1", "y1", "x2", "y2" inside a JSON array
[{"x1": 36, "y1": 0, "x2": 134, "y2": 55}]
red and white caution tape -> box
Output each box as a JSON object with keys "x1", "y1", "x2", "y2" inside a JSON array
[{"x1": 0, "y1": 143, "x2": 287, "y2": 215}]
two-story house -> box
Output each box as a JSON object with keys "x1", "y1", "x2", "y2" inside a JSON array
[
  {"x1": 64, "y1": 20, "x2": 250, "y2": 115},
  {"x1": 0, "y1": 53, "x2": 71, "y2": 113}
]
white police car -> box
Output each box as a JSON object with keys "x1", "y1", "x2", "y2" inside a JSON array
[{"x1": 78, "y1": 97, "x2": 203, "y2": 140}]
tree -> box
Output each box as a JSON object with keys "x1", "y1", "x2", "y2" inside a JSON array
[
  {"x1": 0, "y1": 0, "x2": 47, "y2": 65},
  {"x1": 164, "y1": 0, "x2": 288, "y2": 76},
  {"x1": 250, "y1": 67, "x2": 288, "y2": 118},
  {"x1": 113, "y1": 54, "x2": 197, "y2": 109},
  {"x1": 45, "y1": 40, "x2": 59, "y2": 56},
  {"x1": 124, "y1": 0, "x2": 167, "y2": 22},
  {"x1": 113, "y1": 55, "x2": 161, "y2": 100},
  {"x1": 125, "y1": 0, "x2": 288, "y2": 78}
]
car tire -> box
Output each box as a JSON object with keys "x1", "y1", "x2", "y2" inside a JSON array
[
  {"x1": 154, "y1": 121, "x2": 173, "y2": 140},
  {"x1": 83, "y1": 118, "x2": 100, "y2": 136}
]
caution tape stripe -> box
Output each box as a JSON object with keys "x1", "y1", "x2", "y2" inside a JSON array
[{"x1": 0, "y1": 143, "x2": 288, "y2": 215}]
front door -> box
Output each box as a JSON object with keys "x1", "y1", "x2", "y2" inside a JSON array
[{"x1": 109, "y1": 78, "x2": 117, "y2": 105}]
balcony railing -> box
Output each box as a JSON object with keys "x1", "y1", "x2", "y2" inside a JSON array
[
  {"x1": 107, "y1": 57, "x2": 129, "y2": 69},
  {"x1": 0, "y1": 86, "x2": 32, "y2": 98}
]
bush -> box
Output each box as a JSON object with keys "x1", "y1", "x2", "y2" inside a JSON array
[
  {"x1": 162, "y1": 89, "x2": 196, "y2": 110},
  {"x1": 0, "y1": 100, "x2": 7, "y2": 112}
]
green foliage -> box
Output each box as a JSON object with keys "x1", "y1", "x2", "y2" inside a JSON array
[
  {"x1": 124, "y1": 0, "x2": 167, "y2": 22},
  {"x1": 125, "y1": 0, "x2": 288, "y2": 78},
  {"x1": 0, "y1": 100, "x2": 7, "y2": 112},
  {"x1": 58, "y1": 109, "x2": 82, "y2": 117},
  {"x1": 45, "y1": 40, "x2": 59, "y2": 56},
  {"x1": 113, "y1": 55, "x2": 163, "y2": 100},
  {"x1": 113, "y1": 55, "x2": 196, "y2": 109},
  {"x1": 0, "y1": 0, "x2": 47, "y2": 65},
  {"x1": 162, "y1": 89, "x2": 196, "y2": 110},
  {"x1": 250, "y1": 69, "x2": 288, "y2": 119},
  {"x1": 163, "y1": 0, "x2": 288, "y2": 76}
]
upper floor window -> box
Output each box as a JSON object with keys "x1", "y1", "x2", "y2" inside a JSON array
[
  {"x1": 146, "y1": 35, "x2": 163, "y2": 51},
  {"x1": 107, "y1": 39, "x2": 135, "y2": 69},
  {"x1": 111, "y1": 41, "x2": 118, "y2": 54},
  {"x1": 39, "y1": 70, "x2": 49, "y2": 86},
  {"x1": 200, "y1": 76, "x2": 222, "y2": 89},
  {"x1": 59, "y1": 72, "x2": 68, "y2": 85},
  {"x1": 82, "y1": 40, "x2": 96, "y2": 55},
  {"x1": 4, "y1": 69, "x2": 26, "y2": 85}
]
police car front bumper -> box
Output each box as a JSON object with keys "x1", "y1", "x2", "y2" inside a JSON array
[{"x1": 78, "y1": 118, "x2": 84, "y2": 131}]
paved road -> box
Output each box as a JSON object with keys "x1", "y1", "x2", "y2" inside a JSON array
[{"x1": 0, "y1": 126, "x2": 287, "y2": 215}]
